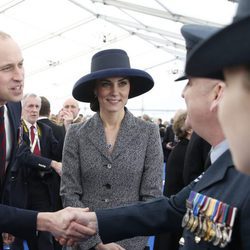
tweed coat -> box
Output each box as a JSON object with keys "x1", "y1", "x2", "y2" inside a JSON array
[
  {"x1": 61, "y1": 109, "x2": 164, "y2": 250},
  {"x1": 96, "y1": 150, "x2": 250, "y2": 250}
]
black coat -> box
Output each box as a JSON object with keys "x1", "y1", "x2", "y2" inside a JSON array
[
  {"x1": 38, "y1": 118, "x2": 65, "y2": 161},
  {"x1": 162, "y1": 125, "x2": 175, "y2": 162},
  {"x1": 164, "y1": 138, "x2": 189, "y2": 197},
  {"x1": 183, "y1": 132, "x2": 211, "y2": 185}
]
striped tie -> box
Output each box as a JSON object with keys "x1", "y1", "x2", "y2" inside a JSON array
[
  {"x1": 30, "y1": 125, "x2": 41, "y2": 155},
  {"x1": 0, "y1": 106, "x2": 6, "y2": 186}
]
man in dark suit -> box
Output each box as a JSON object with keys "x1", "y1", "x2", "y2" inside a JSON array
[
  {"x1": 74, "y1": 23, "x2": 250, "y2": 250},
  {"x1": 38, "y1": 96, "x2": 64, "y2": 161},
  {"x1": 11, "y1": 93, "x2": 62, "y2": 250},
  {"x1": 0, "y1": 31, "x2": 95, "y2": 248}
]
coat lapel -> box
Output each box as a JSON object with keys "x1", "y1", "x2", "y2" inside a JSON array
[
  {"x1": 111, "y1": 110, "x2": 138, "y2": 160},
  {"x1": 85, "y1": 113, "x2": 111, "y2": 160},
  {"x1": 85, "y1": 110, "x2": 139, "y2": 161},
  {"x1": 194, "y1": 150, "x2": 234, "y2": 192}
]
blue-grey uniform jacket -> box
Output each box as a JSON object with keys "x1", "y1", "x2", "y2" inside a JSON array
[{"x1": 97, "y1": 150, "x2": 250, "y2": 250}]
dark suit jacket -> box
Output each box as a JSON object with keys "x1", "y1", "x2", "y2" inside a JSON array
[
  {"x1": 4, "y1": 121, "x2": 62, "y2": 210},
  {"x1": 38, "y1": 118, "x2": 65, "y2": 161},
  {"x1": 1, "y1": 102, "x2": 22, "y2": 194},
  {"x1": 0, "y1": 102, "x2": 38, "y2": 241},
  {"x1": 96, "y1": 150, "x2": 250, "y2": 250}
]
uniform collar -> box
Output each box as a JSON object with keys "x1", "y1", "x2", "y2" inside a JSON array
[{"x1": 210, "y1": 139, "x2": 229, "y2": 164}]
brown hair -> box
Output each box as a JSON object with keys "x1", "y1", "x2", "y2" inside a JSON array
[
  {"x1": 173, "y1": 111, "x2": 189, "y2": 140},
  {"x1": 39, "y1": 96, "x2": 51, "y2": 117},
  {"x1": 90, "y1": 97, "x2": 100, "y2": 112}
]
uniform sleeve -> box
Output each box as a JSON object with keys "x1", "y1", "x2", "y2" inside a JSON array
[{"x1": 96, "y1": 181, "x2": 196, "y2": 243}]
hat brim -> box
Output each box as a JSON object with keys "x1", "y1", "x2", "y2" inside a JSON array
[
  {"x1": 185, "y1": 16, "x2": 250, "y2": 80},
  {"x1": 72, "y1": 68, "x2": 154, "y2": 102},
  {"x1": 175, "y1": 74, "x2": 187, "y2": 82}
]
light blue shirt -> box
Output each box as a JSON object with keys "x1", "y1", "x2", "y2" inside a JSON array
[{"x1": 210, "y1": 139, "x2": 229, "y2": 164}]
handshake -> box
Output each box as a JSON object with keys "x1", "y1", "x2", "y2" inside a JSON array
[{"x1": 38, "y1": 207, "x2": 97, "y2": 246}]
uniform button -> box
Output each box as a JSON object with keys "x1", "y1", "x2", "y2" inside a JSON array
[
  {"x1": 104, "y1": 199, "x2": 109, "y2": 203},
  {"x1": 107, "y1": 164, "x2": 112, "y2": 169},
  {"x1": 104, "y1": 183, "x2": 111, "y2": 189}
]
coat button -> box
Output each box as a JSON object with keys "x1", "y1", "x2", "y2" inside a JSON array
[
  {"x1": 106, "y1": 164, "x2": 112, "y2": 169},
  {"x1": 104, "y1": 183, "x2": 111, "y2": 189},
  {"x1": 104, "y1": 198, "x2": 109, "y2": 203}
]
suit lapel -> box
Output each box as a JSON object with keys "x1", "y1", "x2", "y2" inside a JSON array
[
  {"x1": 6, "y1": 103, "x2": 21, "y2": 157},
  {"x1": 37, "y1": 121, "x2": 44, "y2": 155},
  {"x1": 5, "y1": 102, "x2": 21, "y2": 174},
  {"x1": 194, "y1": 150, "x2": 234, "y2": 192}
]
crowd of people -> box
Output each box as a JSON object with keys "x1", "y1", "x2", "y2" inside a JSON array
[{"x1": 0, "y1": 0, "x2": 250, "y2": 250}]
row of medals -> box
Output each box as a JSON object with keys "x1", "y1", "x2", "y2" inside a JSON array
[{"x1": 181, "y1": 191, "x2": 237, "y2": 248}]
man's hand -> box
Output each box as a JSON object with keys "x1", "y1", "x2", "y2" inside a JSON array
[
  {"x1": 51, "y1": 161, "x2": 62, "y2": 176},
  {"x1": 166, "y1": 142, "x2": 175, "y2": 150},
  {"x1": 57, "y1": 211, "x2": 98, "y2": 246},
  {"x1": 37, "y1": 207, "x2": 97, "y2": 246},
  {"x1": 62, "y1": 110, "x2": 74, "y2": 130},
  {"x1": 2, "y1": 233, "x2": 15, "y2": 245}
]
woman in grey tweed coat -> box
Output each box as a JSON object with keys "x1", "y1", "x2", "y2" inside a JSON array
[{"x1": 60, "y1": 49, "x2": 163, "y2": 250}]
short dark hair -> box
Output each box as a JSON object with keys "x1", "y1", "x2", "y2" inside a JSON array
[{"x1": 39, "y1": 96, "x2": 51, "y2": 117}]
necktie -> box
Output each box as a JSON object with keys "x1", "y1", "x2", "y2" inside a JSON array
[
  {"x1": 0, "y1": 106, "x2": 6, "y2": 185},
  {"x1": 30, "y1": 125, "x2": 41, "y2": 155}
]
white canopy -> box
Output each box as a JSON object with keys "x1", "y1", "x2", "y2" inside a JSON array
[{"x1": 0, "y1": 0, "x2": 237, "y2": 120}]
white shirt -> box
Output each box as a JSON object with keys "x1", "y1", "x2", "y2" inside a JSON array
[{"x1": 3, "y1": 105, "x2": 12, "y2": 168}]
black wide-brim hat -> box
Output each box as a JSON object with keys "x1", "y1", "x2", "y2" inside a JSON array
[
  {"x1": 72, "y1": 49, "x2": 154, "y2": 102},
  {"x1": 175, "y1": 24, "x2": 219, "y2": 82},
  {"x1": 185, "y1": 0, "x2": 250, "y2": 80}
]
